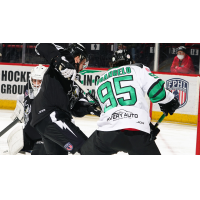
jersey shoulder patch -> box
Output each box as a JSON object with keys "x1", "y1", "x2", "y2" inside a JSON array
[{"x1": 132, "y1": 63, "x2": 144, "y2": 68}]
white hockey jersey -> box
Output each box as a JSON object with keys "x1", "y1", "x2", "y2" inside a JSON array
[{"x1": 95, "y1": 63, "x2": 174, "y2": 133}]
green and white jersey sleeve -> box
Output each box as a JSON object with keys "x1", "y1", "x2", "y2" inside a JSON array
[{"x1": 95, "y1": 64, "x2": 174, "y2": 133}]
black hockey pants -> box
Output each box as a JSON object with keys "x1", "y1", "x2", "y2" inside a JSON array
[
  {"x1": 31, "y1": 141, "x2": 47, "y2": 155},
  {"x1": 35, "y1": 111, "x2": 88, "y2": 155},
  {"x1": 80, "y1": 130, "x2": 161, "y2": 155}
]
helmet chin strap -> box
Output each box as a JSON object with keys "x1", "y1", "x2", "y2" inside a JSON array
[
  {"x1": 33, "y1": 87, "x2": 41, "y2": 97},
  {"x1": 75, "y1": 63, "x2": 79, "y2": 73}
]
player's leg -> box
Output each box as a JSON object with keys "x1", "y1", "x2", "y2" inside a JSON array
[
  {"x1": 6, "y1": 124, "x2": 24, "y2": 155},
  {"x1": 96, "y1": 130, "x2": 133, "y2": 154},
  {"x1": 31, "y1": 141, "x2": 47, "y2": 155},
  {"x1": 80, "y1": 130, "x2": 118, "y2": 155},
  {"x1": 124, "y1": 131, "x2": 161, "y2": 155},
  {"x1": 20, "y1": 131, "x2": 35, "y2": 153},
  {"x1": 35, "y1": 113, "x2": 87, "y2": 154},
  {"x1": 21, "y1": 126, "x2": 44, "y2": 154},
  {"x1": 84, "y1": 130, "x2": 161, "y2": 155},
  {"x1": 35, "y1": 116, "x2": 69, "y2": 155},
  {"x1": 41, "y1": 135, "x2": 68, "y2": 155},
  {"x1": 80, "y1": 130, "x2": 100, "y2": 155},
  {"x1": 135, "y1": 140, "x2": 161, "y2": 155}
]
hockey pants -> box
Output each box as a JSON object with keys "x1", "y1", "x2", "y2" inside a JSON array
[
  {"x1": 80, "y1": 130, "x2": 161, "y2": 155},
  {"x1": 31, "y1": 141, "x2": 47, "y2": 155},
  {"x1": 35, "y1": 111, "x2": 88, "y2": 155}
]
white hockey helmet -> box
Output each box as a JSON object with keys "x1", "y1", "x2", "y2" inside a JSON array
[{"x1": 29, "y1": 64, "x2": 47, "y2": 97}]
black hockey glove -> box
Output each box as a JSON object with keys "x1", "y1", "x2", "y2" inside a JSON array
[
  {"x1": 53, "y1": 55, "x2": 76, "y2": 80},
  {"x1": 71, "y1": 101, "x2": 101, "y2": 117},
  {"x1": 158, "y1": 97, "x2": 180, "y2": 116},
  {"x1": 87, "y1": 103, "x2": 101, "y2": 117},
  {"x1": 53, "y1": 55, "x2": 74, "y2": 70},
  {"x1": 149, "y1": 123, "x2": 160, "y2": 141}
]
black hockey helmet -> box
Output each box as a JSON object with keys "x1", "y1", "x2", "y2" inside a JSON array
[
  {"x1": 67, "y1": 43, "x2": 88, "y2": 61},
  {"x1": 67, "y1": 43, "x2": 89, "y2": 69},
  {"x1": 112, "y1": 49, "x2": 132, "y2": 64},
  {"x1": 177, "y1": 46, "x2": 187, "y2": 53}
]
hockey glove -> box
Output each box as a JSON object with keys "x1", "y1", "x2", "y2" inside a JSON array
[
  {"x1": 53, "y1": 55, "x2": 76, "y2": 80},
  {"x1": 87, "y1": 103, "x2": 101, "y2": 117},
  {"x1": 158, "y1": 97, "x2": 180, "y2": 116},
  {"x1": 71, "y1": 101, "x2": 101, "y2": 117},
  {"x1": 149, "y1": 123, "x2": 160, "y2": 141}
]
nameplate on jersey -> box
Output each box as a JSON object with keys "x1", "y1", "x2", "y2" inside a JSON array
[{"x1": 96, "y1": 66, "x2": 132, "y2": 86}]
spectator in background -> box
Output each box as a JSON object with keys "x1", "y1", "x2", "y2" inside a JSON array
[
  {"x1": 117, "y1": 43, "x2": 127, "y2": 50},
  {"x1": 170, "y1": 46, "x2": 195, "y2": 74}
]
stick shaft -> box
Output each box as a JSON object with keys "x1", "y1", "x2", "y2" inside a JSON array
[
  {"x1": 0, "y1": 118, "x2": 20, "y2": 137},
  {"x1": 74, "y1": 79, "x2": 100, "y2": 106},
  {"x1": 154, "y1": 114, "x2": 166, "y2": 128}
]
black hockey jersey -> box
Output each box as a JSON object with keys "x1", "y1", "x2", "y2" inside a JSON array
[
  {"x1": 30, "y1": 66, "x2": 74, "y2": 127},
  {"x1": 30, "y1": 43, "x2": 75, "y2": 127},
  {"x1": 24, "y1": 81, "x2": 42, "y2": 140}
]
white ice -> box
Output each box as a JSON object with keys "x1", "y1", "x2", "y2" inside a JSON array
[{"x1": 0, "y1": 109, "x2": 197, "y2": 155}]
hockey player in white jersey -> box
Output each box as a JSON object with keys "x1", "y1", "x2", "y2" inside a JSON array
[{"x1": 80, "y1": 49, "x2": 180, "y2": 155}]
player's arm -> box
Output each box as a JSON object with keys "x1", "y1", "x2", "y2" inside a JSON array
[
  {"x1": 35, "y1": 43, "x2": 61, "y2": 63},
  {"x1": 170, "y1": 58, "x2": 178, "y2": 73},
  {"x1": 176, "y1": 57, "x2": 194, "y2": 74},
  {"x1": 35, "y1": 43, "x2": 76, "y2": 79},
  {"x1": 141, "y1": 66, "x2": 180, "y2": 116}
]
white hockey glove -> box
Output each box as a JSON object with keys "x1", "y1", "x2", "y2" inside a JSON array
[
  {"x1": 17, "y1": 94, "x2": 24, "y2": 103},
  {"x1": 53, "y1": 55, "x2": 76, "y2": 80},
  {"x1": 11, "y1": 95, "x2": 24, "y2": 122},
  {"x1": 60, "y1": 68, "x2": 76, "y2": 80}
]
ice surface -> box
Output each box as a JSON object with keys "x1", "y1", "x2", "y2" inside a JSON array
[{"x1": 0, "y1": 109, "x2": 197, "y2": 155}]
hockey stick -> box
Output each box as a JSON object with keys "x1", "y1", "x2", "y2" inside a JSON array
[
  {"x1": 58, "y1": 63, "x2": 100, "y2": 106},
  {"x1": 149, "y1": 114, "x2": 166, "y2": 141},
  {"x1": 0, "y1": 117, "x2": 20, "y2": 137},
  {"x1": 74, "y1": 79, "x2": 100, "y2": 107},
  {"x1": 153, "y1": 114, "x2": 166, "y2": 128},
  {"x1": 150, "y1": 114, "x2": 166, "y2": 129}
]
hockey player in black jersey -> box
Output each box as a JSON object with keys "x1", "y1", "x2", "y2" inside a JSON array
[
  {"x1": 12, "y1": 64, "x2": 47, "y2": 155},
  {"x1": 80, "y1": 49, "x2": 180, "y2": 155},
  {"x1": 23, "y1": 65, "x2": 47, "y2": 154},
  {"x1": 30, "y1": 43, "x2": 98, "y2": 155}
]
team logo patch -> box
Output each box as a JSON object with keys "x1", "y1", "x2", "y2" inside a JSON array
[
  {"x1": 64, "y1": 142, "x2": 73, "y2": 151},
  {"x1": 107, "y1": 109, "x2": 138, "y2": 121},
  {"x1": 166, "y1": 78, "x2": 189, "y2": 108}
]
